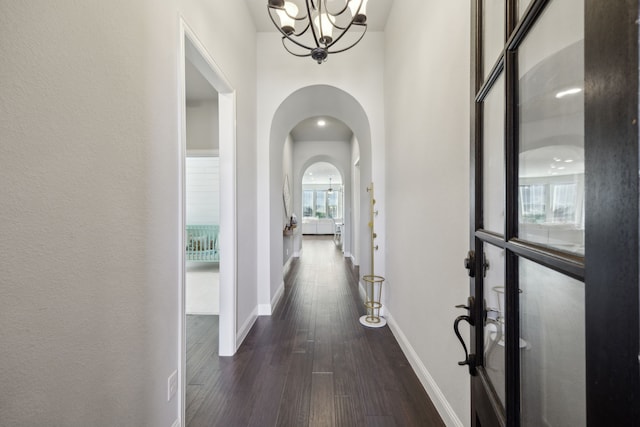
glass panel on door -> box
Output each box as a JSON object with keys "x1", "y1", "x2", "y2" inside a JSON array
[
  {"x1": 483, "y1": 74, "x2": 506, "y2": 234},
  {"x1": 483, "y1": 243, "x2": 506, "y2": 407},
  {"x1": 483, "y1": 0, "x2": 506, "y2": 79},
  {"x1": 518, "y1": 0, "x2": 584, "y2": 255},
  {"x1": 519, "y1": 258, "x2": 585, "y2": 426}
]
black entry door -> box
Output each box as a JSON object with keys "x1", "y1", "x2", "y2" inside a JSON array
[{"x1": 460, "y1": 1, "x2": 640, "y2": 425}]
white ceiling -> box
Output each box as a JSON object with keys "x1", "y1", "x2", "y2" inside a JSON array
[
  {"x1": 290, "y1": 116, "x2": 353, "y2": 142},
  {"x1": 244, "y1": 0, "x2": 395, "y2": 32}
]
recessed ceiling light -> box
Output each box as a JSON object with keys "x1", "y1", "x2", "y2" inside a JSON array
[
  {"x1": 565, "y1": 159, "x2": 574, "y2": 163},
  {"x1": 317, "y1": 119, "x2": 326, "y2": 127},
  {"x1": 556, "y1": 87, "x2": 582, "y2": 99}
]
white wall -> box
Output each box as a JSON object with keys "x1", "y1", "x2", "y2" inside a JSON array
[
  {"x1": 351, "y1": 135, "x2": 361, "y2": 264},
  {"x1": 384, "y1": 1, "x2": 471, "y2": 426},
  {"x1": 186, "y1": 98, "x2": 219, "y2": 151},
  {"x1": 282, "y1": 135, "x2": 294, "y2": 264},
  {"x1": 0, "y1": 1, "x2": 256, "y2": 426},
  {"x1": 186, "y1": 157, "x2": 220, "y2": 225},
  {"x1": 256, "y1": 32, "x2": 386, "y2": 312}
]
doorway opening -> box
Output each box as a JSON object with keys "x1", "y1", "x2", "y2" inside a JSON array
[
  {"x1": 301, "y1": 162, "x2": 344, "y2": 243},
  {"x1": 179, "y1": 18, "x2": 237, "y2": 426}
]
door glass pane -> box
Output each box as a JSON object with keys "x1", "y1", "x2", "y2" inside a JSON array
[
  {"x1": 483, "y1": 243, "x2": 506, "y2": 407},
  {"x1": 483, "y1": 74, "x2": 505, "y2": 234},
  {"x1": 520, "y1": 258, "x2": 585, "y2": 426},
  {"x1": 483, "y1": 0, "x2": 505, "y2": 79},
  {"x1": 518, "y1": 0, "x2": 584, "y2": 255}
]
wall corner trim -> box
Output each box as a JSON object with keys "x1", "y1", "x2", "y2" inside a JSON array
[
  {"x1": 236, "y1": 307, "x2": 258, "y2": 350},
  {"x1": 386, "y1": 311, "x2": 465, "y2": 427}
]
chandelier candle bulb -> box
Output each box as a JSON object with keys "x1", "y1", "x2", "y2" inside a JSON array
[{"x1": 276, "y1": 2, "x2": 298, "y2": 35}]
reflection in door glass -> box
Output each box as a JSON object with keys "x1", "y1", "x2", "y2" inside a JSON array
[
  {"x1": 518, "y1": 0, "x2": 584, "y2": 255},
  {"x1": 483, "y1": 74, "x2": 505, "y2": 234},
  {"x1": 520, "y1": 258, "x2": 585, "y2": 426},
  {"x1": 483, "y1": 243, "x2": 506, "y2": 408}
]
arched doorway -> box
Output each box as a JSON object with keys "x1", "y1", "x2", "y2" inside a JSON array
[
  {"x1": 300, "y1": 162, "x2": 344, "y2": 242},
  {"x1": 262, "y1": 85, "x2": 374, "y2": 314}
]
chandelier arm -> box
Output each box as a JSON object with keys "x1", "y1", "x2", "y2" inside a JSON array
[
  {"x1": 281, "y1": 37, "x2": 313, "y2": 57},
  {"x1": 267, "y1": 7, "x2": 296, "y2": 39},
  {"x1": 325, "y1": 0, "x2": 365, "y2": 49},
  {"x1": 328, "y1": 19, "x2": 350, "y2": 31},
  {"x1": 267, "y1": 5, "x2": 313, "y2": 43},
  {"x1": 327, "y1": 0, "x2": 366, "y2": 31},
  {"x1": 266, "y1": 4, "x2": 306, "y2": 22},
  {"x1": 280, "y1": 31, "x2": 317, "y2": 52},
  {"x1": 305, "y1": 0, "x2": 321, "y2": 48},
  {"x1": 327, "y1": 24, "x2": 367, "y2": 54},
  {"x1": 291, "y1": 21, "x2": 312, "y2": 38}
]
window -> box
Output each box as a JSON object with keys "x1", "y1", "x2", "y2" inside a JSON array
[
  {"x1": 303, "y1": 190, "x2": 314, "y2": 217},
  {"x1": 302, "y1": 188, "x2": 343, "y2": 219}
]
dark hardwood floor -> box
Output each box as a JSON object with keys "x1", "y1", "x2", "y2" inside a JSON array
[{"x1": 186, "y1": 236, "x2": 445, "y2": 427}]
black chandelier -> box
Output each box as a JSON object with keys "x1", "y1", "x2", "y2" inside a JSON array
[{"x1": 267, "y1": 0, "x2": 369, "y2": 64}]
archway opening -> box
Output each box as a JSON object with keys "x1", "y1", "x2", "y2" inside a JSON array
[
  {"x1": 301, "y1": 162, "x2": 343, "y2": 237},
  {"x1": 263, "y1": 84, "x2": 373, "y2": 315}
]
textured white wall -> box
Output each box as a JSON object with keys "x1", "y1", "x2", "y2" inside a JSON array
[
  {"x1": 384, "y1": 1, "x2": 471, "y2": 426},
  {"x1": 0, "y1": 1, "x2": 256, "y2": 426}
]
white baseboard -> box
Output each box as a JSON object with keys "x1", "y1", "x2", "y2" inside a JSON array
[
  {"x1": 385, "y1": 310, "x2": 464, "y2": 427},
  {"x1": 257, "y1": 304, "x2": 271, "y2": 316},
  {"x1": 171, "y1": 419, "x2": 180, "y2": 427},
  {"x1": 271, "y1": 280, "x2": 285, "y2": 312},
  {"x1": 258, "y1": 280, "x2": 285, "y2": 316},
  {"x1": 293, "y1": 251, "x2": 300, "y2": 257},
  {"x1": 343, "y1": 251, "x2": 352, "y2": 259},
  {"x1": 236, "y1": 307, "x2": 258, "y2": 350},
  {"x1": 350, "y1": 254, "x2": 358, "y2": 265}
]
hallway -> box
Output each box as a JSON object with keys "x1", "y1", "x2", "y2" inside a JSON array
[{"x1": 186, "y1": 236, "x2": 444, "y2": 426}]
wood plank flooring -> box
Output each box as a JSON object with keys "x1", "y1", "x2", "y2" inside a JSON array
[{"x1": 186, "y1": 236, "x2": 445, "y2": 427}]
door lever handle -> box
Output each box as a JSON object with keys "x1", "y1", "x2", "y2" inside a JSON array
[
  {"x1": 453, "y1": 297, "x2": 476, "y2": 375},
  {"x1": 454, "y1": 315, "x2": 476, "y2": 375}
]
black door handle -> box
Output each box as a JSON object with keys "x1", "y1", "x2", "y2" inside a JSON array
[{"x1": 453, "y1": 297, "x2": 476, "y2": 375}]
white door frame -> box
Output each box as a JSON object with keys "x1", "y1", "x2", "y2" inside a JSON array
[{"x1": 178, "y1": 16, "x2": 238, "y2": 424}]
